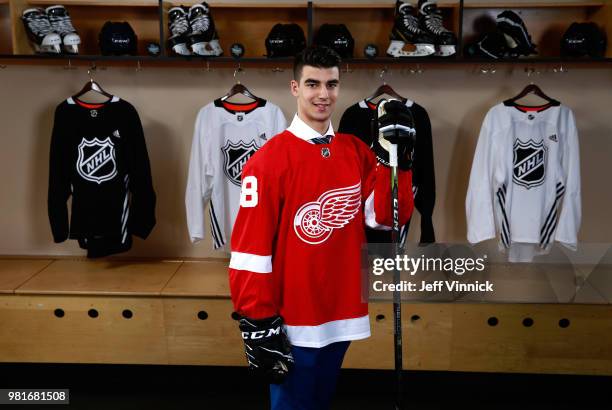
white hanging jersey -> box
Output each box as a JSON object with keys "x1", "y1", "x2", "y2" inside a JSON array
[
  {"x1": 466, "y1": 102, "x2": 581, "y2": 261},
  {"x1": 186, "y1": 99, "x2": 286, "y2": 250}
]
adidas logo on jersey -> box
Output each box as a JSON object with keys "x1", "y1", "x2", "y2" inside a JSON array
[
  {"x1": 548, "y1": 134, "x2": 557, "y2": 142},
  {"x1": 259, "y1": 133, "x2": 267, "y2": 141},
  {"x1": 113, "y1": 130, "x2": 121, "y2": 139}
]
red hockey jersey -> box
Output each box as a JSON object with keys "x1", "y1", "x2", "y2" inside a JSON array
[{"x1": 229, "y1": 127, "x2": 413, "y2": 348}]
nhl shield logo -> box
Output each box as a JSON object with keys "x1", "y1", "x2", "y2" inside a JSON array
[
  {"x1": 76, "y1": 137, "x2": 118, "y2": 184},
  {"x1": 222, "y1": 140, "x2": 259, "y2": 187},
  {"x1": 513, "y1": 139, "x2": 547, "y2": 189}
]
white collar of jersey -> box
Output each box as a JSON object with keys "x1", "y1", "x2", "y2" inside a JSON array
[
  {"x1": 287, "y1": 114, "x2": 335, "y2": 142},
  {"x1": 358, "y1": 98, "x2": 413, "y2": 109}
]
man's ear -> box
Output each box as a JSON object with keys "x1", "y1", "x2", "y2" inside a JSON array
[{"x1": 290, "y1": 79, "x2": 299, "y2": 97}]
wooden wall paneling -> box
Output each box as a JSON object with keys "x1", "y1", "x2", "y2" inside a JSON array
[
  {"x1": 9, "y1": 0, "x2": 31, "y2": 54},
  {"x1": 449, "y1": 304, "x2": 612, "y2": 375},
  {"x1": 403, "y1": 303, "x2": 453, "y2": 371},
  {"x1": 0, "y1": 294, "x2": 169, "y2": 364},
  {"x1": 163, "y1": 297, "x2": 245, "y2": 366},
  {"x1": 343, "y1": 303, "x2": 394, "y2": 369},
  {"x1": 0, "y1": 1, "x2": 12, "y2": 54}
]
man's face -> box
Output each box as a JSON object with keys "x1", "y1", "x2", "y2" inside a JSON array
[{"x1": 291, "y1": 65, "x2": 340, "y2": 127}]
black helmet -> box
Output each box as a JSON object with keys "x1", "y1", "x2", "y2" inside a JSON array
[
  {"x1": 265, "y1": 23, "x2": 306, "y2": 58},
  {"x1": 561, "y1": 22, "x2": 606, "y2": 58},
  {"x1": 313, "y1": 24, "x2": 354, "y2": 59},
  {"x1": 464, "y1": 31, "x2": 509, "y2": 59},
  {"x1": 99, "y1": 21, "x2": 138, "y2": 55}
]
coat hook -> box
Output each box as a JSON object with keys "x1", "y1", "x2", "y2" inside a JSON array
[
  {"x1": 342, "y1": 62, "x2": 353, "y2": 73},
  {"x1": 416, "y1": 64, "x2": 423, "y2": 74},
  {"x1": 64, "y1": 59, "x2": 76, "y2": 70},
  {"x1": 271, "y1": 66, "x2": 284, "y2": 73},
  {"x1": 136, "y1": 60, "x2": 142, "y2": 72},
  {"x1": 204, "y1": 60, "x2": 211, "y2": 72},
  {"x1": 233, "y1": 62, "x2": 244, "y2": 84},
  {"x1": 380, "y1": 66, "x2": 388, "y2": 84}
]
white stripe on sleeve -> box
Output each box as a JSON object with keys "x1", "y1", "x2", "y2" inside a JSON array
[{"x1": 229, "y1": 252, "x2": 273, "y2": 273}]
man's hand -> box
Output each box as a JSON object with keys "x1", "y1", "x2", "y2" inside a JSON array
[
  {"x1": 239, "y1": 315, "x2": 294, "y2": 384},
  {"x1": 374, "y1": 99, "x2": 416, "y2": 170}
]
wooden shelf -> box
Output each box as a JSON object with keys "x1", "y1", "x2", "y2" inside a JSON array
[
  {"x1": 0, "y1": 259, "x2": 53, "y2": 294},
  {"x1": 1, "y1": 54, "x2": 611, "y2": 65},
  {"x1": 16, "y1": 259, "x2": 182, "y2": 296},
  {"x1": 464, "y1": 1, "x2": 604, "y2": 8},
  {"x1": 163, "y1": 1, "x2": 307, "y2": 8},
  {"x1": 312, "y1": 2, "x2": 458, "y2": 8},
  {"x1": 29, "y1": 0, "x2": 159, "y2": 6}
]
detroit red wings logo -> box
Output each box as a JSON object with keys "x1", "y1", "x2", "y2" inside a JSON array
[{"x1": 293, "y1": 182, "x2": 361, "y2": 245}]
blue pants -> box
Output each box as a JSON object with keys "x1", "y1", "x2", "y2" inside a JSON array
[{"x1": 270, "y1": 341, "x2": 350, "y2": 410}]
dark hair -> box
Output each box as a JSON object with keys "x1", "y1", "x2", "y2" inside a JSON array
[{"x1": 293, "y1": 46, "x2": 341, "y2": 81}]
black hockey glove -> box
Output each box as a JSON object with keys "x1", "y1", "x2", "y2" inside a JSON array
[
  {"x1": 374, "y1": 99, "x2": 416, "y2": 170},
  {"x1": 239, "y1": 315, "x2": 294, "y2": 384}
]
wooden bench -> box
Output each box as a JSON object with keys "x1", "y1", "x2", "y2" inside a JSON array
[{"x1": 1, "y1": 258, "x2": 611, "y2": 375}]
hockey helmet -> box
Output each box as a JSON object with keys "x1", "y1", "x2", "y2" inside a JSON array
[
  {"x1": 464, "y1": 31, "x2": 508, "y2": 60},
  {"x1": 265, "y1": 23, "x2": 306, "y2": 58},
  {"x1": 314, "y1": 24, "x2": 354, "y2": 59},
  {"x1": 99, "y1": 21, "x2": 138, "y2": 55},
  {"x1": 561, "y1": 22, "x2": 607, "y2": 58}
]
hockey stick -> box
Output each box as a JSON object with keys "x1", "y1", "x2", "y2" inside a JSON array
[{"x1": 389, "y1": 140, "x2": 403, "y2": 410}]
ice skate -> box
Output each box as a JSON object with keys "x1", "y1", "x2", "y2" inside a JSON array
[
  {"x1": 22, "y1": 8, "x2": 61, "y2": 54},
  {"x1": 188, "y1": 2, "x2": 223, "y2": 57},
  {"x1": 168, "y1": 6, "x2": 191, "y2": 55},
  {"x1": 387, "y1": 0, "x2": 435, "y2": 57},
  {"x1": 418, "y1": 0, "x2": 457, "y2": 57}
]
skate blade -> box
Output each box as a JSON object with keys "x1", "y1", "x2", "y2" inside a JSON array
[
  {"x1": 34, "y1": 43, "x2": 62, "y2": 54},
  {"x1": 208, "y1": 39, "x2": 223, "y2": 55},
  {"x1": 434, "y1": 45, "x2": 456, "y2": 57},
  {"x1": 387, "y1": 41, "x2": 436, "y2": 57},
  {"x1": 192, "y1": 42, "x2": 222, "y2": 56},
  {"x1": 173, "y1": 44, "x2": 192, "y2": 56},
  {"x1": 63, "y1": 45, "x2": 79, "y2": 54}
]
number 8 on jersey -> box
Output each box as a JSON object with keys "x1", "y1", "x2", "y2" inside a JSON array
[{"x1": 240, "y1": 176, "x2": 258, "y2": 207}]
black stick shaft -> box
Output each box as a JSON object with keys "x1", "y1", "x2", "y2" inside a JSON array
[{"x1": 390, "y1": 139, "x2": 403, "y2": 410}]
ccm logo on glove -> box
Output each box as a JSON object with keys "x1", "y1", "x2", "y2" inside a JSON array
[{"x1": 242, "y1": 326, "x2": 281, "y2": 340}]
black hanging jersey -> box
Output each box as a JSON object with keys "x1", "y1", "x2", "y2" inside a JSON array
[
  {"x1": 339, "y1": 98, "x2": 436, "y2": 244},
  {"x1": 48, "y1": 96, "x2": 156, "y2": 257}
]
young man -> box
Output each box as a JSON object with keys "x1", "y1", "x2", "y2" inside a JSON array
[{"x1": 229, "y1": 46, "x2": 414, "y2": 409}]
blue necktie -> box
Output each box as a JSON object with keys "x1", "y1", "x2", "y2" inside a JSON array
[{"x1": 310, "y1": 135, "x2": 332, "y2": 145}]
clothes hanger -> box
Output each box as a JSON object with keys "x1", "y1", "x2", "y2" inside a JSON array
[
  {"x1": 220, "y1": 64, "x2": 263, "y2": 104},
  {"x1": 73, "y1": 65, "x2": 113, "y2": 101},
  {"x1": 366, "y1": 68, "x2": 406, "y2": 104},
  {"x1": 504, "y1": 82, "x2": 560, "y2": 107}
]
